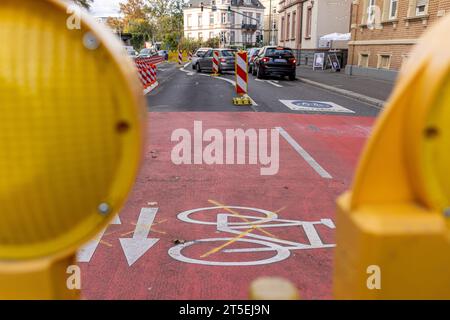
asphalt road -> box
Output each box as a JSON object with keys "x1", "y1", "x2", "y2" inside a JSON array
[{"x1": 148, "y1": 62, "x2": 381, "y2": 117}]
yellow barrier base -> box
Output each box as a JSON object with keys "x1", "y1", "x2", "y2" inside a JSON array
[
  {"x1": 334, "y1": 192, "x2": 450, "y2": 299},
  {"x1": 233, "y1": 96, "x2": 252, "y2": 106},
  {"x1": 0, "y1": 254, "x2": 80, "y2": 300}
]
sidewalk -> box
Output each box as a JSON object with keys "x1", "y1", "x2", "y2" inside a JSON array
[{"x1": 296, "y1": 66, "x2": 395, "y2": 108}]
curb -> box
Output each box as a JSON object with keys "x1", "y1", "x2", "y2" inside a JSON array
[
  {"x1": 143, "y1": 81, "x2": 159, "y2": 95},
  {"x1": 298, "y1": 78, "x2": 385, "y2": 109}
]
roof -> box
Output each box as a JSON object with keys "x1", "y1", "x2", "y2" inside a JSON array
[{"x1": 186, "y1": 0, "x2": 265, "y2": 9}]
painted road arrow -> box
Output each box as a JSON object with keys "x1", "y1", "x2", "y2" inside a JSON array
[
  {"x1": 77, "y1": 214, "x2": 122, "y2": 263},
  {"x1": 119, "y1": 207, "x2": 160, "y2": 266}
]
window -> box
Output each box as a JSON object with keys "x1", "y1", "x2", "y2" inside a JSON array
[
  {"x1": 286, "y1": 14, "x2": 290, "y2": 40},
  {"x1": 305, "y1": 7, "x2": 312, "y2": 38},
  {"x1": 230, "y1": 31, "x2": 235, "y2": 44},
  {"x1": 367, "y1": 0, "x2": 376, "y2": 23},
  {"x1": 292, "y1": 11, "x2": 296, "y2": 39},
  {"x1": 187, "y1": 33, "x2": 192, "y2": 39},
  {"x1": 389, "y1": 0, "x2": 398, "y2": 19},
  {"x1": 416, "y1": 0, "x2": 428, "y2": 16},
  {"x1": 229, "y1": 12, "x2": 235, "y2": 25},
  {"x1": 244, "y1": 0, "x2": 251, "y2": 4},
  {"x1": 209, "y1": 31, "x2": 214, "y2": 39},
  {"x1": 221, "y1": 13, "x2": 227, "y2": 24},
  {"x1": 378, "y1": 54, "x2": 391, "y2": 69},
  {"x1": 187, "y1": 14, "x2": 192, "y2": 28},
  {"x1": 210, "y1": 13, "x2": 215, "y2": 25},
  {"x1": 198, "y1": 32, "x2": 203, "y2": 41},
  {"x1": 198, "y1": 14, "x2": 202, "y2": 27},
  {"x1": 358, "y1": 53, "x2": 369, "y2": 67},
  {"x1": 256, "y1": 13, "x2": 261, "y2": 27},
  {"x1": 281, "y1": 17, "x2": 285, "y2": 41}
]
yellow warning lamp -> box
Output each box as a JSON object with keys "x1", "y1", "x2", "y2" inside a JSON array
[
  {"x1": 0, "y1": 0, "x2": 146, "y2": 299},
  {"x1": 334, "y1": 14, "x2": 450, "y2": 299}
]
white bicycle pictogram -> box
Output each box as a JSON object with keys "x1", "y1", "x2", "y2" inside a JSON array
[{"x1": 168, "y1": 206, "x2": 336, "y2": 266}]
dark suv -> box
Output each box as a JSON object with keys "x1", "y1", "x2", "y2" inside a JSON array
[{"x1": 253, "y1": 46, "x2": 297, "y2": 81}]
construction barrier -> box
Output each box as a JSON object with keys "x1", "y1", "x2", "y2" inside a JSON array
[
  {"x1": 333, "y1": 13, "x2": 450, "y2": 299},
  {"x1": 235, "y1": 51, "x2": 248, "y2": 96},
  {"x1": 178, "y1": 49, "x2": 183, "y2": 65},
  {"x1": 188, "y1": 51, "x2": 193, "y2": 61},
  {"x1": 212, "y1": 50, "x2": 220, "y2": 75},
  {"x1": 135, "y1": 58, "x2": 159, "y2": 94}
]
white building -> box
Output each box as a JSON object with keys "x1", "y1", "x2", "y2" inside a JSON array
[
  {"x1": 183, "y1": 0, "x2": 265, "y2": 47},
  {"x1": 259, "y1": 0, "x2": 279, "y2": 45}
]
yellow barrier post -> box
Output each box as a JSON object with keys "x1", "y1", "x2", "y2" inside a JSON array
[
  {"x1": 0, "y1": 0, "x2": 145, "y2": 299},
  {"x1": 334, "y1": 14, "x2": 450, "y2": 299}
]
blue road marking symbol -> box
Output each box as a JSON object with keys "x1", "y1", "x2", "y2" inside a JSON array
[{"x1": 292, "y1": 101, "x2": 333, "y2": 109}]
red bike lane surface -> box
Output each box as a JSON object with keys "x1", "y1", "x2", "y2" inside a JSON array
[{"x1": 80, "y1": 112, "x2": 375, "y2": 300}]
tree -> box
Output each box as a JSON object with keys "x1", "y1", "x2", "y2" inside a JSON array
[{"x1": 72, "y1": 0, "x2": 93, "y2": 9}]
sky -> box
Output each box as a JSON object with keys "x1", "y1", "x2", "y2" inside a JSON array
[{"x1": 90, "y1": 0, "x2": 123, "y2": 17}]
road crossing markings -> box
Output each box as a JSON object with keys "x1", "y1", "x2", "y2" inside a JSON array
[
  {"x1": 276, "y1": 127, "x2": 333, "y2": 179},
  {"x1": 77, "y1": 214, "x2": 122, "y2": 263},
  {"x1": 119, "y1": 208, "x2": 160, "y2": 266}
]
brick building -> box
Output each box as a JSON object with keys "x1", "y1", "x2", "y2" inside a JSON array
[{"x1": 347, "y1": 0, "x2": 450, "y2": 80}]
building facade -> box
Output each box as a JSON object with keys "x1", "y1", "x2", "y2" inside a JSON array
[
  {"x1": 347, "y1": 0, "x2": 450, "y2": 80},
  {"x1": 260, "y1": 0, "x2": 279, "y2": 45},
  {"x1": 277, "y1": 0, "x2": 352, "y2": 65},
  {"x1": 183, "y1": 0, "x2": 265, "y2": 47}
]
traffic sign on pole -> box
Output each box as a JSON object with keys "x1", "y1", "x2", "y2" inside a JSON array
[{"x1": 0, "y1": 0, "x2": 145, "y2": 299}]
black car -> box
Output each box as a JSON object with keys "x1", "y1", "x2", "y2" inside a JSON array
[{"x1": 253, "y1": 46, "x2": 297, "y2": 81}]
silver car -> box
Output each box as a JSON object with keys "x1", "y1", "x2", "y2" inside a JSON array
[
  {"x1": 191, "y1": 47, "x2": 212, "y2": 69},
  {"x1": 194, "y1": 49, "x2": 236, "y2": 74}
]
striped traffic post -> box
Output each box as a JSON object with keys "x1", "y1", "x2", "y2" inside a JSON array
[
  {"x1": 188, "y1": 51, "x2": 193, "y2": 61},
  {"x1": 178, "y1": 49, "x2": 183, "y2": 65},
  {"x1": 235, "y1": 51, "x2": 248, "y2": 96},
  {"x1": 212, "y1": 50, "x2": 220, "y2": 76}
]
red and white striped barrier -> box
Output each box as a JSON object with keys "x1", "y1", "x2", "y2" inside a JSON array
[
  {"x1": 235, "y1": 51, "x2": 248, "y2": 95},
  {"x1": 135, "y1": 60, "x2": 159, "y2": 95},
  {"x1": 212, "y1": 50, "x2": 220, "y2": 75},
  {"x1": 188, "y1": 51, "x2": 193, "y2": 61},
  {"x1": 136, "y1": 55, "x2": 164, "y2": 66}
]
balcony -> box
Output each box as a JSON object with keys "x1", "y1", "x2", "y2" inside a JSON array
[{"x1": 241, "y1": 23, "x2": 258, "y2": 31}]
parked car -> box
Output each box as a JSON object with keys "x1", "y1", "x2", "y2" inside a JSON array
[
  {"x1": 252, "y1": 46, "x2": 297, "y2": 81},
  {"x1": 139, "y1": 48, "x2": 157, "y2": 58},
  {"x1": 247, "y1": 47, "x2": 261, "y2": 73},
  {"x1": 191, "y1": 47, "x2": 212, "y2": 69},
  {"x1": 158, "y1": 50, "x2": 169, "y2": 60},
  {"x1": 194, "y1": 48, "x2": 236, "y2": 74}
]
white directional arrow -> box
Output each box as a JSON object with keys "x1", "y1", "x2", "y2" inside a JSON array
[
  {"x1": 77, "y1": 214, "x2": 122, "y2": 263},
  {"x1": 120, "y1": 208, "x2": 160, "y2": 266}
]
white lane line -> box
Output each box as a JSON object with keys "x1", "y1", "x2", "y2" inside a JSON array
[
  {"x1": 267, "y1": 80, "x2": 283, "y2": 88},
  {"x1": 276, "y1": 127, "x2": 332, "y2": 179},
  {"x1": 254, "y1": 78, "x2": 283, "y2": 88}
]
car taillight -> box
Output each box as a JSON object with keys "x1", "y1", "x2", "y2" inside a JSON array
[
  {"x1": 220, "y1": 58, "x2": 226, "y2": 63},
  {"x1": 289, "y1": 58, "x2": 297, "y2": 64},
  {"x1": 261, "y1": 57, "x2": 270, "y2": 63}
]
